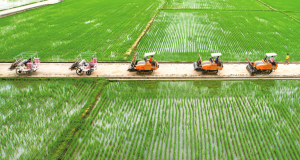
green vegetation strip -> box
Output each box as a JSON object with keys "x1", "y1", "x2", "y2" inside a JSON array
[
  {"x1": 259, "y1": 0, "x2": 300, "y2": 12},
  {"x1": 0, "y1": 0, "x2": 165, "y2": 61},
  {"x1": 136, "y1": 10, "x2": 300, "y2": 62},
  {"x1": 0, "y1": 78, "x2": 98, "y2": 159},
  {"x1": 63, "y1": 80, "x2": 300, "y2": 159},
  {"x1": 47, "y1": 78, "x2": 108, "y2": 159},
  {"x1": 165, "y1": 0, "x2": 269, "y2": 10}
]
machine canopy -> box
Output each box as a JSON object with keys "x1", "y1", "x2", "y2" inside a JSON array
[
  {"x1": 144, "y1": 52, "x2": 155, "y2": 57},
  {"x1": 14, "y1": 51, "x2": 38, "y2": 60},
  {"x1": 266, "y1": 53, "x2": 277, "y2": 57},
  {"x1": 211, "y1": 53, "x2": 222, "y2": 57}
]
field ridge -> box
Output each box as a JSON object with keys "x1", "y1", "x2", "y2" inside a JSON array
[
  {"x1": 47, "y1": 78, "x2": 108, "y2": 159},
  {"x1": 125, "y1": 0, "x2": 169, "y2": 59}
]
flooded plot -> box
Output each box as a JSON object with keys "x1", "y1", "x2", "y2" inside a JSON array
[
  {"x1": 67, "y1": 80, "x2": 300, "y2": 159},
  {"x1": 136, "y1": 10, "x2": 300, "y2": 62},
  {"x1": 0, "y1": 78, "x2": 96, "y2": 159},
  {"x1": 0, "y1": 0, "x2": 43, "y2": 10},
  {"x1": 166, "y1": 0, "x2": 268, "y2": 10},
  {"x1": 0, "y1": 0, "x2": 164, "y2": 61}
]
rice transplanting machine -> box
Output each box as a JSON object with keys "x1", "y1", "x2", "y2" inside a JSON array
[
  {"x1": 8, "y1": 51, "x2": 40, "y2": 75},
  {"x1": 69, "y1": 52, "x2": 98, "y2": 76}
]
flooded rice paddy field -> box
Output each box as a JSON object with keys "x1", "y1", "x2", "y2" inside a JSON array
[
  {"x1": 0, "y1": 78, "x2": 96, "y2": 159},
  {"x1": 66, "y1": 80, "x2": 300, "y2": 159},
  {"x1": 136, "y1": 10, "x2": 300, "y2": 62}
]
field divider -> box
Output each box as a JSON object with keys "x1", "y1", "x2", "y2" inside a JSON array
[
  {"x1": 256, "y1": 0, "x2": 278, "y2": 11},
  {"x1": 124, "y1": 1, "x2": 169, "y2": 59},
  {"x1": 47, "y1": 78, "x2": 108, "y2": 159},
  {"x1": 161, "y1": 8, "x2": 274, "y2": 11}
]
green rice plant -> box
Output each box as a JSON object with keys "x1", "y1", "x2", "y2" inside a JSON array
[
  {"x1": 260, "y1": 0, "x2": 300, "y2": 11},
  {"x1": 57, "y1": 80, "x2": 300, "y2": 159},
  {"x1": 0, "y1": 78, "x2": 97, "y2": 159},
  {"x1": 0, "y1": 0, "x2": 165, "y2": 61},
  {"x1": 136, "y1": 10, "x2": 300, "y2": 62},
  {"x1": 288, "y1": 13, "x2": 300, "y2": 21},
  {"x1": 165, "y1": 0, "x2": 269, "y2": 10}
]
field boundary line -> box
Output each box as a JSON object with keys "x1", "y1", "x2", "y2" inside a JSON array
[
  {"x1": 256, "y1": 0, "x2": 300, "y2": 23},
  {"x1": 124, "y1": 0, "x2": 169, "y2": 59},
  {"x1": 48, "y1": 79, "x2": 108, "y2": 159},
  {"x1": 1, "y1": 61, "x2": 300, "y2": 64},
  {"x1": 161, "y1": 8, "x2": 273, "y2": 11},
  {"x1": 256, "y1": 0, "x2": 278, "y2": 11},
  {"x1": 0, "y1": 0, "x2": 61, "y2": 18},
  {"x1": 108, "y1": 77, "x2": 300, "y2": 81},
  {"x1": 281, "y1": 12, "x2": 300, "y2": 23}
]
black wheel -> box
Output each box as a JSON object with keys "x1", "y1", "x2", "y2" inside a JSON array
[
  {"x1": 16, "y1": 69, "x2": 21, "y2": 74},
  {"x1": 86, "y1": 70, "x2": 92, "y2": 75},
  {"x1": 76, "y1": 69, "x2": 83, "y2": 75}
]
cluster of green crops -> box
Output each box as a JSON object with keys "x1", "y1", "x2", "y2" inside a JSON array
[
  {"x1": 0, "y1": 78, "x2": 97, "y2": 159},
  {"x1": 0, "y1": 0, "x2": 164, "y2": 61},
  {"x1": 136, "y1": 10, "x2": 300, "y2": 62},
  {"x1": 289, "y1": 13, "x2": 300, "y2": 21},
  {"x1": 165, "y1": 0, "x2": 268, "y2": 10},
  {"x1": 63, "y1": 80, "x2": 300, "y2": 159},
  {"x1": 260, "y1": 0, "x2": 300, "y2": 11}
]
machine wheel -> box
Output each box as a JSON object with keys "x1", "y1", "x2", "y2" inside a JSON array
[
  {"x1": 16, "y1": 69, "x2": 22, "y2": 74},
  {"x1": 76, "y1": 69, "x2": 84, "y2": 75},
  {"x1": 86, "y1": 70, "x2": 92, "y2": 75},
  {"x1": 26, "y1": 71, "x2": 31, "y2": 75},
  {"x1": 269, "y1": 70, "x2": 273, "y2": 74}
]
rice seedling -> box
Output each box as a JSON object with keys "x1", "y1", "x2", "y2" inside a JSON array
[
  {"x1": 165, "y1": 0, "x2": 268, "y2": 10},
  {"x1": 289, "y1": 13, "x2": 300, "y2": 21},
  {"x1": 136, "y1": 10, "x2": 300, "y2": 62},
  {"x1": 0, "y1": 0, "x2": 164, "y2": 61},
  {"x1": 0, "y1": 78, "x2": 97, "y2": 159},
  {"x1": 260, "y1": 0, "x2": 300, "y2": 11},
  {"x1": 64, "y1": 80, "x2": 300, "y2": 159}
]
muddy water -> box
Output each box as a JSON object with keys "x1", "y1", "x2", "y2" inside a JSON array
[{"x1": 0, "y1": 0, "x2": 43, "y2": 10}]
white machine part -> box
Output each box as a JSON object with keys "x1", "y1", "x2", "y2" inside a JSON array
[{"x1": 211, "y1": 53, "x2": 222, "y2": 57}]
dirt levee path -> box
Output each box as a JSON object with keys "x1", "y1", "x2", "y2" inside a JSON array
[
  {"x1": 0, "y1": 0, "x2": 60, "y2": 18},
  {"x1": 1, "y1": 63, "x2": 300, "y2": 79}
]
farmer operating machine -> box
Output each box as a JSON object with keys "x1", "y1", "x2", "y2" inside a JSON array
[
  {"x1": 128, "y1": 52, "x2": 159, "y2": 74},
  {"x1": 69, "y1": 52, "x2": 98, "y2": 76},
  {"x1": 8, "y1": 52, "x2": 40, "y2": 75},
  {"x1": 246, "y1": 53, "x2": 278, "y2": 75},
  {"x1": 194, "y1": 53, "x2": 223, "y2": 74}
]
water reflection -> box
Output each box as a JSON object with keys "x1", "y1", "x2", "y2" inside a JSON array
[{"x1": 0, "y1": 0, "x2": 43, "y2": 10}]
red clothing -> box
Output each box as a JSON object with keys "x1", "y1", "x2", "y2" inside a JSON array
[{"x1": 150, "y1": 57, "x2": 153, "y2": 62}]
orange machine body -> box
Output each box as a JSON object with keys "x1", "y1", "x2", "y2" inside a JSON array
[
  {"x1": 128, "y1": 53, "x2": 159, "y2": 73},
  {"x1": 135, "y1": 60, "x2": 159, "y2": 71},
  {"x1": 253, "y1": 59, "x2": 278, "y2": 70},
  {"x1": 246, "y1": 53, "x2": 278, "y2": 75},
  {"x1": 194, "y1": 54, "x2": 223, "y2": 73}
]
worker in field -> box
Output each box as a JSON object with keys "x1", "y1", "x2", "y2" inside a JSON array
[
  {"x1": 284, "y1": 53, "x2": 289, "y2": 65},
  {"x1": 215, "y1": 56, "x2": 221, "y2": 65},
  {"x1": 24, "y1": 58, "x2": 32, "y2": 66},
  {"x1": 270, "y1": 56, "x2": 275, "y2": 65},
  {"x1": 150, "y1": 55, "x2": 156, "y2": 65}
]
